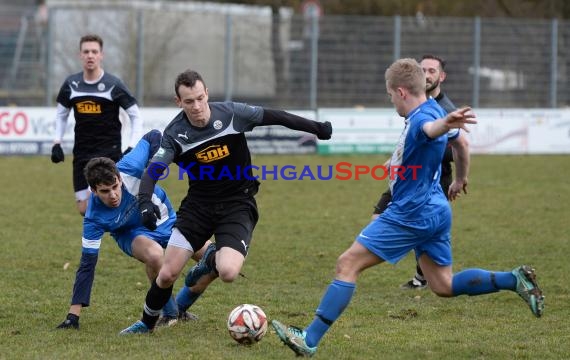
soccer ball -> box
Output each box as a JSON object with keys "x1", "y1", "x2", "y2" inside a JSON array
[{"x1": 227, "y1": 304, "x2": 268, "y2": 345}]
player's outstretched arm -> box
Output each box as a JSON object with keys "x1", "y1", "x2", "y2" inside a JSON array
[
  {"x1": 423, "y1": 107, "x2": 477, "y2": 139},
  {"x1": 56, "y1": 251, "x2": 99, "y2": 330},
  {"x1": 261, "y1": 109, "x2": 332, "y2": 140}
]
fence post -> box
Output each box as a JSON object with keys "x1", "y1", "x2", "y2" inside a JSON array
[
  {"x1": 550, "y1": 18, "x2": 558, "y2": 108},
  {"x1": 45, "y1": 6, "x2": 54, "y2": 106},
  {"x1": 136, "y1": 9, "x2": 144, "y2": 106},
  {"x1": 309, "y1": 8, "x2": 319, "y2": 110},
  {"x1": 472, "y1": 16, "x2": 481, "y2": 108},
  {"x1": 393, "y1": 15, "x2": 401, "y2": 61},
  {"x1": 224, "y1": 13, "x2": 234, "y2": 102}
]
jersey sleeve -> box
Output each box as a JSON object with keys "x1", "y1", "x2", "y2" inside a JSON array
[
  {"x1": 117, "y1": 130, "x2": 159, "y2": 178},
  {"x1": 112, "y1": 78, "x2": 138, "y2": 110},
  {"x1": 70, "y1": 217, "x2": 104, "y2": 307},
  {"x1": 53, "y1": 103, "x2": 71, "y2": 143},
  {"x1": 70, "y1": 252, "x2": 98, "y2": 307},
  {"x1": 230, "y1": 102, "x2": 264, "y2": 132},
  {"x1": 125, "y1": 104, "x2": 144, "y2": 147},
  {"x1": 412, "y1": 113, "x2": 436, "y2": 143},
  {"x1": 55, "y1": 80, "x2": 72, "y2": 108},
  {"x1": 151, "y1": 131, "x2": 177, "y2": 165},
  {"x1": 82, "y1": 217, "x2": 104, "y2": 255}
]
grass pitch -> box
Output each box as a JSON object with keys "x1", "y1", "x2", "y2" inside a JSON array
[{"x1": 1, "y1": 154, "x2": 568, "y2": 359}]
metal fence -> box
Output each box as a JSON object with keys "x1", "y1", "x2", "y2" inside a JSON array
[{"x1": 0, "y1": 1, "x2": 568, "y2": 109}]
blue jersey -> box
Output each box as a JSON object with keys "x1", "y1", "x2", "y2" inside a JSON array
[
  {"x1": 70, "y1": 131, "x2": 175, "y2": 307},
  {"x1": 82, "y1": 141, "x2": 175, "y2": 253},
  {"x1": 385, "y1": 98, "x2": 449, "y2": 221}
]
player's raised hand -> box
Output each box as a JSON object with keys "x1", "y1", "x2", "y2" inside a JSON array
[{"x1": 445, "y1": 107, "x2": 477, "y2": 132}]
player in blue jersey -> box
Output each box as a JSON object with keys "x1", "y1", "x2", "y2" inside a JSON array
[
  {"x1": 120, "y1": 69, "x2": 332, "y2": 334},
  {"x1": 373, "y1": 54, "x2": 471, "y2": 290},
  {"x1": 271, "y1": 58, "x2": 544, "y2": 357},
  {"x1": 56, "y1": 130, "x2": 204, "y2": 330},
  {"x1": 50, "y1": 34, "x2": 143, "y2": 216}
]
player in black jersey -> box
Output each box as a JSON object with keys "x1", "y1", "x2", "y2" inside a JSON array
[
  {"x1": 50, "y1": 34, "x2": 143, "y2": 216},
  {"x1": 120, "y1": 69, "x2": 332, "y2": 334},
  {"x1": 372, "y1": 54, "x2": 470, "y2": 289}
]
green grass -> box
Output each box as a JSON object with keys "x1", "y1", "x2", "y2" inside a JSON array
[{"x1": 1, "y1": 154, "x2": 569, "y2": 359}]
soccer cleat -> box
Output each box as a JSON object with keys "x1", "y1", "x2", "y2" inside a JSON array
[
  {"x1": 512, "y1": 265, "x2": 544, "y2": 318},
  {"x1": 400, "y1": 276, "x2": 427, "y2": 290},
  {"x1": 271, "y1": 320, "x2": 317, "y2": 357},
  {"x1": 156, "y1": 311, "x2": 199, "y2": 327},
  {"x1": 178, "y1": 311, "x2": 199, "y2": 322},
  {"x1": 185, "y1": 243, "x2": 217, "y2": 287},
  {"x1": 155, "y1": 315, "x2": 178, "y2": 328},
  {"x1": 119, "y1": 320, "x2": 151, "y2": 335}
]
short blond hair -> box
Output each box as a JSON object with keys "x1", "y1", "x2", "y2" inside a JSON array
[{"x1": 385, "y1": 58, "x2": 426, "y2": 96}]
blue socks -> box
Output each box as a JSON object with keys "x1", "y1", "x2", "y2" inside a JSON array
[
  {"x1": 452, "y1": 268, "x2": 516, "y2": 296},
  {"x1": 305, "y1": 279, "x2": 356, "y2": 348},
  {"x1": 175, "y1": 285, "x2": 202, "y2": 312},
  {"x1": 301, "y1": 270, "x2": 516, "y2": 348},
  {"x1": 161, "y1": 296, "x2": 178, "y2": 318},
  {"x1": 156, "y1": 286, "x2": 202, "y2": 319}
]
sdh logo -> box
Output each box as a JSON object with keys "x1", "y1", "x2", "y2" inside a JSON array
[
  {"x1": 76, "y1": 101, "x2": 102, "y2": 114},
  {"x1": 196, "y1": 145, "x2": 230, "y2": 163}
]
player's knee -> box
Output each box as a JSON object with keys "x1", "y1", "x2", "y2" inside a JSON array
[
  {"x1": 429, "y1": 284, "x2": 453, "y2": 297},
  {"x1": 158, "y1": 266, "x2": 179, "y2": 286},
  {"x1": 335, "y1": 252, "x2": 356, "y2": 278},
  {"x1": 217, "y1": 266, "x2": 240, "y2": 283}
]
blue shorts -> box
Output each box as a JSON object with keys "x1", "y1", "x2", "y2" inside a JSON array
[
  {"x1": 111, "y1": 217, "x2": 175, "y2": 257},
  {"x1": 356, "y1": 207, "x2": 452, "y2": 266}
]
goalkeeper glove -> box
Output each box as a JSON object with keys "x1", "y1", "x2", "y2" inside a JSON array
[
  {"x1": 139, "y1": 198, "x2": 161, "y2": 231},
  {"x1": 51, "y1": 143, "x2": 65, "y2": 163},
  {"x1": 56, "y1": 313, "x2": 79, "y2": 330}
]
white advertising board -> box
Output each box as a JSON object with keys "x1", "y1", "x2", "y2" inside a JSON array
[
  {"x1": 465, "y1": 109, "x2": 570, "y2": 154},
  {"x1": 1, "y1": 107, "x2": 569, "y2": 155},
  {"x1": 317, "y1": 108, "x2": 404, "y2": 154}
]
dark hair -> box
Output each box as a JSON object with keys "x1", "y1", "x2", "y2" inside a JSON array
[
  {"x1": 175, "y1": 69, "x2": 206, "y2": 97},
  {"x1": 80, "y1": 34, "x2": 103, "y2": 50},
  {"x1": 84, "y1": 157, "x2": 120, "y2": 189},
  {"x1": 421, "y1": 54, "x2": 446, "y2": 71}
]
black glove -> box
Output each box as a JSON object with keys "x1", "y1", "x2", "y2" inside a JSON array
[
  {"x1": 123, "y1": 147, "x2": 133, "y2": 156},
  {"x1": 139, "y1": 199, "x2": 161, "y2": 231},
  {"x1": 317, "y1": 121, "x2": 332, "y2": 140},
  {"x1": 51, "y1": 143, "x2": 65, "y2": 163},
  {"x1": 56, "y1": 313, "x2": 79, "y2": 330}
]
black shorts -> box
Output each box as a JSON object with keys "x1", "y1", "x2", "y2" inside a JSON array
[
  {"x1": 440, "y1": 172, "x2": 452, "y2": 200},
  {"x1": 175, "y1": 197, "x2": 259, "y2": 257},
  {"x1": 72, "y1": 152, "x2": 122, "y2": 192},
  {"x1": 373, "y1": 188, "x2": 392, "y2": 215}
]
